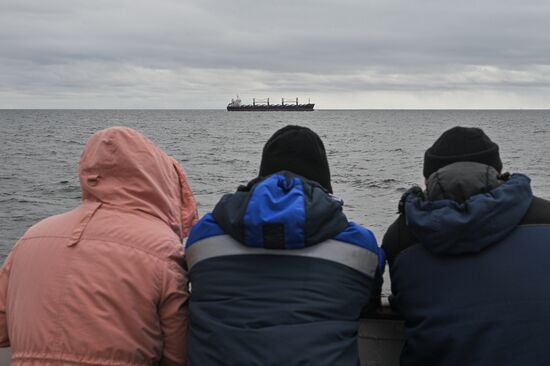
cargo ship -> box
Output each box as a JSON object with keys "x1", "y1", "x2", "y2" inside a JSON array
[{"x1": 227, "y1": 96, "x2": 315, "y2": 111}]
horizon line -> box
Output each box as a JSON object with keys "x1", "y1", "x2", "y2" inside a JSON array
[{"x1": 2, "y1": 108, "x2": 550, "y2": 111}]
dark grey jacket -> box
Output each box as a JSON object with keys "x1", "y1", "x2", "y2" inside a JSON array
[{"x1": 383, "y1": 162, "x2": 550, "y2": 366}]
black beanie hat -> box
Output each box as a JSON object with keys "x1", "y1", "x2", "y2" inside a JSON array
[
  {"x1": 259, "y1": 125, "x2": 333, "y2": 193},
  {"x1": 423, "y1": 126, "x2": 502, "y2": 179}
]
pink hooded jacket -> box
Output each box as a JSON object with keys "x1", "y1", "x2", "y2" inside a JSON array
[{"x1": 0, "y1": 127, "x2": 198, "y2": 366}]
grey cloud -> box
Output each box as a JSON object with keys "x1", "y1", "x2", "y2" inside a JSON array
[{"x1": 1, "y1": 0, "x2": 550, "y2": 108}]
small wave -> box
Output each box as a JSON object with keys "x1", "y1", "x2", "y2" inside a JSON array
[
  {"x1": 364, "y1": 183, "x2": 382, "y2": 189},
  {"x1": 222, "y1": 159, "x2": 243, "y2": 165},
  {"x1": 60, "y1": 186, "x2": 80, "y2": 193},
  {"x1": 55, "y1": 139, "x2": 83, "y2": 146}
]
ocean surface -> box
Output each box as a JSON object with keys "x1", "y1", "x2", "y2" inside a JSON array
[{"x1": 1, "y1": 110, "x2": 549, "y2": 293}]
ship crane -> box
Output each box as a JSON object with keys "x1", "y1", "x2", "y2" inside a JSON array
[
  {"x1": 281, "y1": 98, "x2": 301, "y2": 106},
  {"x1": 252, "y1": 98, "x2": 270, "y2": 105}
]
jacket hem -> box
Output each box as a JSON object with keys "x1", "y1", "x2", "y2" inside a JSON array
[{"x1": 11, "y1": 352, "x2": 152, "y2": 366}]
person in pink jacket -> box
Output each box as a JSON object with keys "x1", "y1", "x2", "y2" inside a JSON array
[{"x1": 0, "y1": 127, "x2": 198, "y2": 366}]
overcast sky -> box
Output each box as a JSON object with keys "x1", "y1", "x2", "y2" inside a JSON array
[{"x1": 1, "y1": 0, "x2": 550, "y2": 109}]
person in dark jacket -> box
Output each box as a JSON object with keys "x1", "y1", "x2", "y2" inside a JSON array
[
  {"x1": 383, "y1": 126, "x2": 550, "y2": 366},
  {"x1": 186, "y1": 125, "x2": 385, "y2": 366}
]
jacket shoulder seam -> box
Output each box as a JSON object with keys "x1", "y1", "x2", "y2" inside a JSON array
[
  {"x1": 83, "y1": 236, "x2": 178, "y2": 262},
  {"x1": 19, "y1": 235, "x2": 178, "y2": 262}
]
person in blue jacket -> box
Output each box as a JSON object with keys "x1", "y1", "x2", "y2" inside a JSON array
[
  {"x1": 186, "y1": 125, "x2": 385, "y2": 366},
  {"x1": 383, "y1": 126, "x2": 550, "y2": 366}
]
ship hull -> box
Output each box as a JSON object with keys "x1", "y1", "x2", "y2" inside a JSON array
[{"x1": 227, "y1": 103, "x2": 315, "y2": 111}]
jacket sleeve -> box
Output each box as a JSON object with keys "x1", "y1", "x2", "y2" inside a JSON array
[
  {"x1": 361, "y1": 240, "x2": 386, "y2": 315},
  {"x1": 382, "y1": 215, "x2": 421, "y2": 312},
  {"x1": 0, "y1": 250, "x2": 16, "y2": 347},
  {"x1": 159, "y1": 258, "x2": 190, "y2": 366},
  {"x1": 363, "y1": 263, "x2": 383, "y2": 314},
  {"x1": 382, "y1": 214, "x2": 418, "y2": 267}
]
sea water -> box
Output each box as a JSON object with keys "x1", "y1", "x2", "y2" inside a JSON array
[{"x1": 1, "y1": 109, "x2": 549, "y2": 293}]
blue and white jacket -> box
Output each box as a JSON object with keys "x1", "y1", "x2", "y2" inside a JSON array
[{"x1": 185, "y1": 172, "x2": 385, "y2": 366}]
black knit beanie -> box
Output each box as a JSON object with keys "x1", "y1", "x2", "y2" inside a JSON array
[
  {"x1": 423, "y1": 126, "x2": 502, "y2": 179},
  {"x1": 259, "y1": 125, "x2": 333, "y2": 193}
]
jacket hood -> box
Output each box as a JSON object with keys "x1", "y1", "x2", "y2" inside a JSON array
[
  {"x1": 425, "y1": 162, "x2": 503, "y2": 203},
  {"x1": 212, "y1": 171, "x2": 348, "y2": 249},
  {"x1": 79, "y1": 127, "x2": 198, "y2": 239},
  {"x1": 402, "y1": 163, "x2": 532, "y2": 255}
]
